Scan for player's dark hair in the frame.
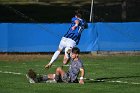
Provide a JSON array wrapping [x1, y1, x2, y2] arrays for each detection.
[[75, 9, 83, 18], [72, 47, 80, 54]]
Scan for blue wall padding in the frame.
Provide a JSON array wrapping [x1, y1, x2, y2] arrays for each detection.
[[0, 22, 140, 52]]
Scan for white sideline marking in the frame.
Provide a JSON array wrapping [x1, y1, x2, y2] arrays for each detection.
[[84, 78, 140, 85], [0, 70, 23, 75], [0, 70, 140, 85], [52, 65, 70, 67]]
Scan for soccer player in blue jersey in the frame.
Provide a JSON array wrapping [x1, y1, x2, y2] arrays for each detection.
[[26, 47, 85, 84], [45, 9, 88, 68]]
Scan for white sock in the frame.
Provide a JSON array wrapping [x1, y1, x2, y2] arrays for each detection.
[[50, 51, 60, 64]]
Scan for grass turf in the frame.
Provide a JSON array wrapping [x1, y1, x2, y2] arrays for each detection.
[[0, 54, 140, 93]]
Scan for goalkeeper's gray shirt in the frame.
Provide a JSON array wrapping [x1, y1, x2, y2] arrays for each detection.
[[67, 58, 83, 82]]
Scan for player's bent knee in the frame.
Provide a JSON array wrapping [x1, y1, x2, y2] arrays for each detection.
[[56, 67, 62, 72]]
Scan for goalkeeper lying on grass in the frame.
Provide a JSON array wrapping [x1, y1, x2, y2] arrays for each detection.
[[26, 47, 85, 84]]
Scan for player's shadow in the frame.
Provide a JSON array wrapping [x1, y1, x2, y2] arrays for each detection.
[[86, 75, 140, 83]]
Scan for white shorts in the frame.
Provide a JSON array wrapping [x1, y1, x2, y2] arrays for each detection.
[[59, 37, 76, 58]]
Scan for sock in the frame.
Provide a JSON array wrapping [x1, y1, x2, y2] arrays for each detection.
[[37, 75, 48, 82], [50, 50, 60, 64]]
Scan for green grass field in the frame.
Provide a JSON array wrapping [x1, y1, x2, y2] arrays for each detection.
[[0, 54, 140, 93]]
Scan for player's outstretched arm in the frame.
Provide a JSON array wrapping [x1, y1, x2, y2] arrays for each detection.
[[79, 68, 85, 84], [72, 20, 79, 30]]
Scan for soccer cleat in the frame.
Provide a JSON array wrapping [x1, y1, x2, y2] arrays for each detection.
[[26, 74, 36, 83], [26, 69, 37, 83], [45, 63, 52, 69]]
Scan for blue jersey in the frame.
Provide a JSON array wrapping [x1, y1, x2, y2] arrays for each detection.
[[64, 17, 87, 45]]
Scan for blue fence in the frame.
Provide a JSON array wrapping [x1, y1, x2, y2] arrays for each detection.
[[0, 22, 140, 52]]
